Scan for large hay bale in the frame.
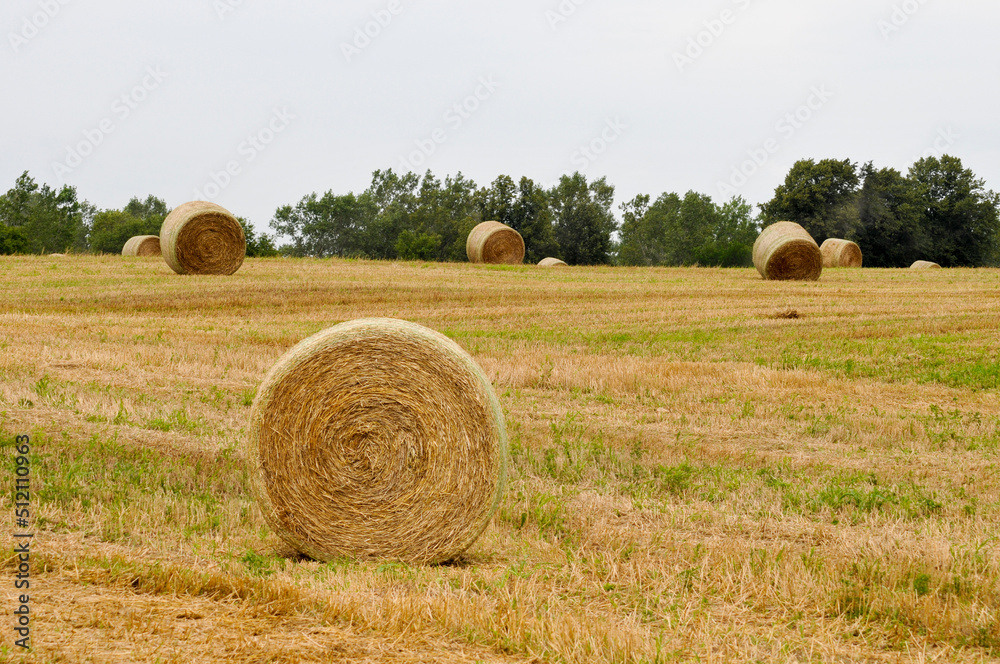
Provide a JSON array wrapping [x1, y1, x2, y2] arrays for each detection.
[[160, 201, 245, 275], [466, 221, 525, 265], [820, 238, 863, 268], [753, 221, 823, 281], [911, 260, 942, 269], [122, 235, 161, 257], [245, 318, 509, 564], [538, 257, 568, 267]]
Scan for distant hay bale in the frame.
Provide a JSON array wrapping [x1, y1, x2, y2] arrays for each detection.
[[538, 257, 568, 267], [820, 239, 863, 268], [753, 222, 823, 281], [48, 253, 66, 257], [466, 221, 525, 265], [911, 260, 942, 269], [245, 318, 509, 564], [122, 235, 161, 257], [160, 201, 245, 275]]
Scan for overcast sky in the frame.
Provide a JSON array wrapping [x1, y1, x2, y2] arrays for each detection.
[[2, 1, 998, 236]]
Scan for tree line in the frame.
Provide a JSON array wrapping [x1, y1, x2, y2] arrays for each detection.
[[2, 154, 997, 267]]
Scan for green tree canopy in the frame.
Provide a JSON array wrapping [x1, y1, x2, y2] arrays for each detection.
[[89, 210, 158, 254], [0, 171, 87, 253], [618, 193, 757, 267], [477, 175, 558, 263], [548, 173, 617, 265], [854, 163, 925, 268], [760, 158, 861, 244], [908, 155, 1000, 267]]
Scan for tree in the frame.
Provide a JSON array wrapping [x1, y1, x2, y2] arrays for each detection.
[[617, 193, 757, 267], [478, 175, 558, 263], [237, 218, 280, 257], [89, 210, 156, 254], [548, 173, 617, 265], [360, 169, 421, 259], [406, 171, 480, 262], [0, 171, 88, 254], [694, 196, 758, 267], [124, 195, 168, 222], [270, 191, 376, 258], [0, 224, 29, 254], [907, 155, 1000, 267], [854, 163, 925, 267], [760, 159, 861, 243], [617, 192, 679, 266]]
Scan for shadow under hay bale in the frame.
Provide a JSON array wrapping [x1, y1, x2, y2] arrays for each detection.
[[122, 235, 161, 257], [820, 238, 863, 268], [753, 221, 823, 281], [466, 221, 525, 265], [160, 201, 245, 275], [245, 318, 509, 565]]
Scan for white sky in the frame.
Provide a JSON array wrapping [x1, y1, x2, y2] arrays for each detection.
[[2, 1, 997, 237]]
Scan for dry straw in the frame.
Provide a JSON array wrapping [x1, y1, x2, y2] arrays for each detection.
[[122, 235, 161, 257], [466, 221, 525, 265], [820, 238, 863, 268], [245, 318, 509, 564], [753, 221, 823, 281], [538, 257, 568, 267], [911, 260, 942, 269], [160, 201, 245, 275]]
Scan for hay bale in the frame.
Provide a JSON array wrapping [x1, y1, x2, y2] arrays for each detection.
[[245, 318, 509, 564], [753, 221, 823, 281], [160, 201, 245, 275], [48, 253, 66, 257], [538, 257, 568, 267], [122, 235, 161, 257], [466, 221, 525, 265], [911, 260, 942, 269], [820, 238, 863, 268]]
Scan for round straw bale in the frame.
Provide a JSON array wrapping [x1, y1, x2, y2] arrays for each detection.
[[466, 221, 525, 265], [911, 260, 942, 269], [122, 235, 161, 257], [245, 318, 509, 564], [753, 221, 823, 281], [160, 201, 245, 275], [538, 257, 568, 267], [820, 238, 863, 268]]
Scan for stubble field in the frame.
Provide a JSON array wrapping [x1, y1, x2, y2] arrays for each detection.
[[1, 255, 999, 663]]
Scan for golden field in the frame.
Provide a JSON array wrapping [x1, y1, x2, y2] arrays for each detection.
[[1, 255, 999, 663]]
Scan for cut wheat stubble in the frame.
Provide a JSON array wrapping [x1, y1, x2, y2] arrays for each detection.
[[245, 318, 509, 565]]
